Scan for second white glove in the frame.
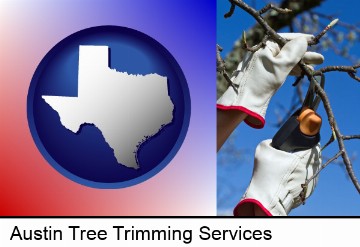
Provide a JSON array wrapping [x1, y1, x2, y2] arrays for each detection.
[[233, 139, 322, 216]]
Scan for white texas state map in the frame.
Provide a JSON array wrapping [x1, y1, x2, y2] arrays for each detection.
[[42, 45, 174, 169]]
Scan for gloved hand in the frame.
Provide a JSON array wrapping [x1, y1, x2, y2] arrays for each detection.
[[217, 33, 324, 129], [233, 139, 321, 216]]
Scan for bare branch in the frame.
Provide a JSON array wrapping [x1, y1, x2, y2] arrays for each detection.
[[258, 4, 292, 15], [217, 44, 238, 91], [323, 134, 360, 151], [313, 82, 360, 193], [229, 0, 288, 46], [308, 18, 339, 46], [348, 72, 360, 82], [343, 135, 360, 140], [292, 75, 304, 86], [311, 11, 360, 33], [314, 64, 360, 82], [242, 33, 269, 52], [224, 2, 236, 18], [321, 135, 335, 151], [317, 65, 357, 74], [218, 0, 325, 99], [216, 44, 226, 73], [300, 150, 343, 204], [229, 1, 337, 47], [305, 151, 343, 187]]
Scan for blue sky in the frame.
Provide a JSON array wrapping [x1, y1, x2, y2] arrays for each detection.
[[217, 0, 360, 216]]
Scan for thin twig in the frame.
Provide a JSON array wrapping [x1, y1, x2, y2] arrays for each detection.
[[343, 135, 360, 140], [216, 44, 226, 73], [300, 150, 343, 204], [307, 151, 343, 185], [348, 72, 360, 82], [314, 64, 360, 82], [229, 0, 288, 46], [311, 11, 360, 33], [308, 19, 339, 46], [216, 44, 238, 91], [242, 33, 269, 52], [321, 135, 335, 151], [317, 65, 357, 74], [224, 2, 236, 18], [258, 4, 292, 15], [292, 75, 304, 87]]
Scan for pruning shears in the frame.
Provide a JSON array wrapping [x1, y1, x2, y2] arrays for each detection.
[[272, 74, 325, 152], [302, 74, 325, 111]]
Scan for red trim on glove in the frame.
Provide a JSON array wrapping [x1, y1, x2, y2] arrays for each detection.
[[233, 198, 272, 216], [216, 104, 265, 129]]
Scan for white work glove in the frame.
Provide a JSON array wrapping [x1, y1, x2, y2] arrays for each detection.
[[217, 33, 324, 128], [233, 139, 321, 216]]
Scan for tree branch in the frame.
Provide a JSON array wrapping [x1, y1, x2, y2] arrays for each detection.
[[308, 18, 339, 45], [258, 3, 292, 15], [343, 135, 360, 140], [317, 65, 357, 74], [242, 33, 269, 52], [229, 0, 288, 46], [303, 150, 343, 189], [314, 64, 360, 82], [224, 2, 236, 18], [217, 0, 325, 99], [300, 150, 343, 204], [216, 44, 238, 92], [312, 83, 360, 193]]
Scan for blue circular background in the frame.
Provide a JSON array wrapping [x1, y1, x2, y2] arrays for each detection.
[[27, 26, 191, 188]]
